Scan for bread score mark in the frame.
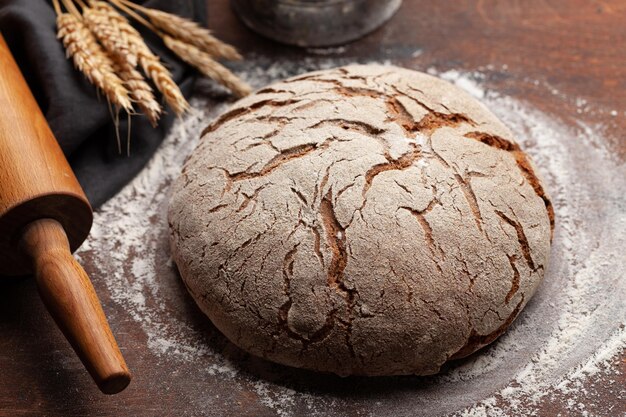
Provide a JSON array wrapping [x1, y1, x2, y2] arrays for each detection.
[[320, 190, 357, 358], [464, 131, 554, 239]]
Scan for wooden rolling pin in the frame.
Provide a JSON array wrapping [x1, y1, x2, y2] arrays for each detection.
[[0, 34, 131, 394]]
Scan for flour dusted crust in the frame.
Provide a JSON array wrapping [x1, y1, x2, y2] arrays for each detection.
[[168, 65, 553, 376]]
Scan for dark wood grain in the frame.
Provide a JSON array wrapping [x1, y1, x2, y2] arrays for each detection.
[[0, 1, 624, 416]]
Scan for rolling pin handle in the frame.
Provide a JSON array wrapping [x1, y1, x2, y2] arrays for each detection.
[[19, 218, 131, 394]]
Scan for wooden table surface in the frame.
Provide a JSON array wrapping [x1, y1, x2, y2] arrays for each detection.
[[1, 1, 624, 416]]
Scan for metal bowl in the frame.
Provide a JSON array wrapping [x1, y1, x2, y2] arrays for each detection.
[[231, 0, 402, 47]]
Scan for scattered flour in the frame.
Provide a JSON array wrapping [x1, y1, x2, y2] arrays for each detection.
[[77, 59, 625, 416], [306, 46, 348, 56]]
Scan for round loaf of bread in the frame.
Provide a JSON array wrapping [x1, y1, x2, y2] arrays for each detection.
[[168, 65, 553, 376]]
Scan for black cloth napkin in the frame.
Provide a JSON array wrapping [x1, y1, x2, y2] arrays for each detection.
[[0, 0, 206, 208]]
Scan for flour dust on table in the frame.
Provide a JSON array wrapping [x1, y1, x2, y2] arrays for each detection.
[[77, 60, 625, 417]]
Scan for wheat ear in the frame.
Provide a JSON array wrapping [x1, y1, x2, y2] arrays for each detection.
[[88, 1, 142, 46], [56, 12, 132, 111], [84, 1, 161, 124], [136, 43, 190, 115], [114, 61, 162, 126], [164, 36, 251, 98], [88, 0, 189, 116], [83, 4, 138, 67], [132, 6, 242, 61]]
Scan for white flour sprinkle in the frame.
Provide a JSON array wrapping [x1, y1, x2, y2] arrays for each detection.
[[77, 60, 625, 416]]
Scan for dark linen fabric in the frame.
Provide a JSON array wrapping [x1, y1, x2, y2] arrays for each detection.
[[0, 0, 206, 207]]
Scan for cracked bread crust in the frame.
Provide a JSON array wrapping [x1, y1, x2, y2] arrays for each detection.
[[168, 65, 553, 376]]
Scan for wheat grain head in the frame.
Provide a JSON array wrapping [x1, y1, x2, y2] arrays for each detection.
[[164, 36, 251, 98], [83, 5, 138, 67], [144, 8, 242, 61], [86, 1, 189, 116], [114, 60, 162, 126], [57, 12, 133, 111], [136, 45, 190, 116]]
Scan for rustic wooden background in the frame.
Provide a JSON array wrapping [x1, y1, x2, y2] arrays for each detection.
[[1, 0, 624, 416]]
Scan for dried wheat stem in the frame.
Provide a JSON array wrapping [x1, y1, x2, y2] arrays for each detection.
[[149, 9, 241, 61], [120, 0, 241, 61], [60, 0, 81, 17], [163, 36, 251, 98], [107, 0, 157, 33], [89, 1, 147, 36], [56, 12, 133, 111], [83, 4, 138, 67], [86, 1, 186, 116], [52, 0, 62, 15]]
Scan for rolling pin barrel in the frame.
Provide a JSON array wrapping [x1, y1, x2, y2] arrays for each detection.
[[0, 34, 130, 394]]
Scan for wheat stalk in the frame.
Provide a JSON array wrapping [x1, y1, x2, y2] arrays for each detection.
[[87, 0, 189, 116], [88, 1, 141, 52], [134, 38, 191, 116], [85, 1, 161, 124], [56, 12, 133, 111], [57, 0, 247, 124], [137, 45, 190, 116], [121, 3, 242, 61], [83, 5, 138, 67], [164, 36, 251, 98], [114, 60, 162, 126], [113, 0, 244, 62], [89, 0, 127, 22], [100, 0, 246, 105]]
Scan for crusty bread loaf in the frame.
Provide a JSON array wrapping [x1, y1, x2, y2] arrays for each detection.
[[168, 64, 553, 376]]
